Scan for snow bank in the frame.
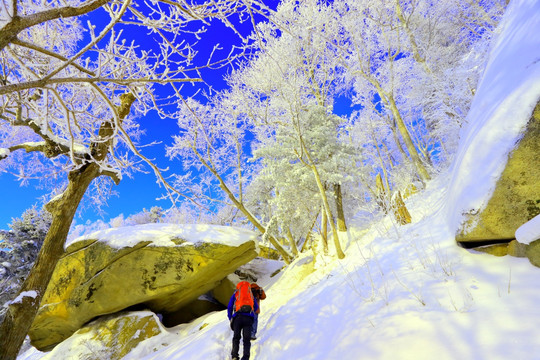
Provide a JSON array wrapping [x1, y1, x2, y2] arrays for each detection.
[[65, 223, 258, 250], [446, 0, 540, 232]]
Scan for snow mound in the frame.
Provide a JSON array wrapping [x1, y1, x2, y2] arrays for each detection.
[[65, 223, 259, 250]]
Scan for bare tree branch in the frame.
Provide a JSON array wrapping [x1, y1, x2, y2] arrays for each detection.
[[0, 0, 111, 51], [11, 39, 96, 76], [0, 76, 202, 95]]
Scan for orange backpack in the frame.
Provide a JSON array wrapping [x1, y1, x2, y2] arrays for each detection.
[[234, 281, 255, 314]]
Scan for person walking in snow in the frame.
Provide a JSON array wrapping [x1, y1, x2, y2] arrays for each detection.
[[250, 283, 266, 340], [228, 281, 259, 360]]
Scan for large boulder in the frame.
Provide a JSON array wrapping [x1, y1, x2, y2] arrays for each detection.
[[29, 223, 258, 350], [212, 276, 236, 306], [457, 102, 540, 243]]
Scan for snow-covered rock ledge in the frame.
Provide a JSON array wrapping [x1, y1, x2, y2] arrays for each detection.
[[29, 223, 259, 350], [447, 0, 540, 244], [64, 223, 259, 253]]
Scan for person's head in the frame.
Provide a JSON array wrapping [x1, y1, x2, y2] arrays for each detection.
[[251, 283, 262, 297]]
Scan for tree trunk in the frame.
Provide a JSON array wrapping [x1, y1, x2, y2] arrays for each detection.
[[375, 173, 389, 214], [0, 164, 100, 360], [300, 212, 319, 253], [333, 183, 347, 231], [194, 148, 293, 264], [312, 166, 345, 259], [286, 227, 299, 256], [388, 116, 409, 160], [217, 185, 293, 264], [0, 93, 136, 360], [321, 204, 328, 254], [367, 76, 431, 185], [373, 128, 391, 213], [387, 95, 431, 184]]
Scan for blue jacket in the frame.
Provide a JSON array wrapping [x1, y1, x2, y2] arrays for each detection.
[[227, 291, 258, 320]]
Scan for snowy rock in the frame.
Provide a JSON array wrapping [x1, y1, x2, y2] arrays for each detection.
[[211, 276, 236, 307], [473, 243, 508, 257], [29, 223, 258, 350], [526, 240, 540, 268], [456, 101, 540, 243], [507, 240, 528, 258], [38, 311, 164, 360]]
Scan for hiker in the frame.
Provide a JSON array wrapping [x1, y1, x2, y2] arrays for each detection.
[[228, 281, 259, 360], [250, 283, 266, 340]]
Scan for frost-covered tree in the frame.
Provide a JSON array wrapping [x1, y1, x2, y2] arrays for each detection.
[[230, 1, 354, 258], [392, 0, 505, 163], [0, 206, 51, 325], [0, 0, 271, 357], [252, 105, 359, 257], [335, 0, 504, 177], [333, 0, 433, 185], [8, 205, 52, 243], [124, 206, 164, 225], [166, 93, 293, 263]]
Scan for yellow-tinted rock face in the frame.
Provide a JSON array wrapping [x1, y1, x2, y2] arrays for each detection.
[[457, 101, 540, 243], [29, 231, 257, 350], [211, 276, 236, 306], [527, 240, 540, 268], [43, 311, 163, 360]]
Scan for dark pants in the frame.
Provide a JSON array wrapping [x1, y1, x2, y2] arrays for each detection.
[[231, 314, 254, 360]]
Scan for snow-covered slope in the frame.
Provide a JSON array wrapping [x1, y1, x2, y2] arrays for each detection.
[[22, 174, 540, 360], [18, 0, 540, 359], [124, 178, 540, 360]]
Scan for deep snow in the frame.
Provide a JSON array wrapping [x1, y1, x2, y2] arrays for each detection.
[[17, 0, 540, 359]]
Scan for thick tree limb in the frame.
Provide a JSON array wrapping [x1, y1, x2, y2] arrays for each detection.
[[0, 141, 46, 158], [99, 169, 121, 185]]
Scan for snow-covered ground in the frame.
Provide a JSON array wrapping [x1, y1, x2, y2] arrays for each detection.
[[18, 0, 540, 359], [19, 172, 540, 360]]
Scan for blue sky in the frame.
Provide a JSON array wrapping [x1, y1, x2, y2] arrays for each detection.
[[0, 2, 280, 230], [0, 0, 357, 231], [0, 112, 178, 229], [0, 97, 357, 230]]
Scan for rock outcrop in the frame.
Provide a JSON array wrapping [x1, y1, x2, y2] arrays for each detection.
[[211, 276, 236, 307], [29, 224, 258, 350], [526, 240, 540, 268], [39, 311, 163, 360], [457, 101, 540, 243]]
